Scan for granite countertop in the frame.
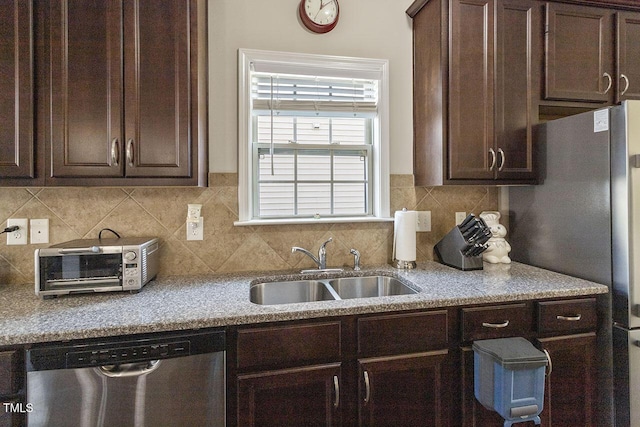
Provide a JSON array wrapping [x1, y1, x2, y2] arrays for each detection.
[[0, 261, 608, 346]]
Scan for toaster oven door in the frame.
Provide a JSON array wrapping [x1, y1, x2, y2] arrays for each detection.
[[37, 249, 123, 294]]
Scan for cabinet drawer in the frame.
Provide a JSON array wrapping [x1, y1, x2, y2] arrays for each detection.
[[237, 321, 341, 370], [537, 298, 597, 334], [462, 303, 533, 342], [358, 310, 447, 357], [0, 350, 19, 396]]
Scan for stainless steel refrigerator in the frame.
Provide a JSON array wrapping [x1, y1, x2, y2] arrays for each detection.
[[509, 100, 640, 427]]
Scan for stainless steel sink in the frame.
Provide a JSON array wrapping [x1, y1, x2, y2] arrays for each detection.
[[250, 275, 417, 305], [249, 280, 336, 305], [327, 276, 417, 299]]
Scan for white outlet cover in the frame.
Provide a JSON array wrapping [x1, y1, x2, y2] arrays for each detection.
[[30, 219, 49, 244], [7, 219, 28, 245], [186, 217, 204, 241], [455, 212, 467, 225]]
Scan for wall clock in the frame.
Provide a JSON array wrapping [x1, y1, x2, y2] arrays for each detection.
[[299, 0, 340, 34]]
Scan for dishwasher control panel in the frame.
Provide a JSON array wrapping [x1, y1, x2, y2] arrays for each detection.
[[26, 329, 226, 371], [67, 340, 190, 368]]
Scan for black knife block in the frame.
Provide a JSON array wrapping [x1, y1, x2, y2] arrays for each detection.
[[434, 226, 484, 271]]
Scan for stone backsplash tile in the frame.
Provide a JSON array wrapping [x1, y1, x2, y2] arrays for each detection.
[[0, 175, 499, 285]]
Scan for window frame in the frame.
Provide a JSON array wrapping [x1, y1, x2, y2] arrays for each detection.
[[236, 49, 391, 225]]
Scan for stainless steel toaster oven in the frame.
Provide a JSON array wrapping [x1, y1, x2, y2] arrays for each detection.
[[35, 237, 160, 298]]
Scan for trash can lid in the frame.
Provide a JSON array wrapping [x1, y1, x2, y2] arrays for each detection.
[[472, 337, 548, 368]]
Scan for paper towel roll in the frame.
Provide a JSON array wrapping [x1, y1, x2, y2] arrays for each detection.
[[393, 210, 417, 262]]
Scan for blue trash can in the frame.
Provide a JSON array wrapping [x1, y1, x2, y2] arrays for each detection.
[[473, 337, 548, 427]]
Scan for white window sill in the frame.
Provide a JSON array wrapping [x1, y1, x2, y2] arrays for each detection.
[[234, 217, 394, 226]]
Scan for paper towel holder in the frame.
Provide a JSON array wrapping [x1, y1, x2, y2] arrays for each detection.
[[393, 208, 417, 269], [394, 259, 417, 269]]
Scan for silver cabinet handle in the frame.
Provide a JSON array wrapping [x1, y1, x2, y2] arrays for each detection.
[[333, 375, 340, 408], [111, 138, 120, 166], [482, 320, 510, 328], [543, 349, 552, 377], [497, 148, 505, 171], [488, 148, 497, 171], [126, 138, 134, 167], [603, 72, 613, 94], [621, 74, 630, 96], [363, 370, 371, 404], [556, 314, 582, 321]]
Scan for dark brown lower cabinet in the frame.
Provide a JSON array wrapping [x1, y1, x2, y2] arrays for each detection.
[[233, 311, 451, 427], [237, 364, 341, 427], [536, 333, 597, 427], [230, 297, 600, 426], [457, 299, 598, 427], [0, 349, 25, 427], [358, 351, 449, 427]]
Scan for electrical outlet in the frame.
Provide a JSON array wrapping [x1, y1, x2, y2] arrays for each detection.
[[455, 212, 467, 225], [6, 219, 28, 245], [416, 211, 431, 232], [186, 217, 204, 241], [30, 219, 49, 244]]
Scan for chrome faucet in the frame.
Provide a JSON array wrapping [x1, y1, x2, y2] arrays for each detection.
[[292, 237, 333, 270], [350, 248, 361, 271]]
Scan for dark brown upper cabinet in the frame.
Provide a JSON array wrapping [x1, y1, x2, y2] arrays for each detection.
[[409, 0, 540, 185], [544, 3, 614, 103], [545, 2, 640, 105], [617, 11, 640, 102], [0, 0, 34, 182], [40, 0, 207, 186]]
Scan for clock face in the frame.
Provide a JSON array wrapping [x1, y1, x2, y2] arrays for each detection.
[[300, 0, 339, 33]]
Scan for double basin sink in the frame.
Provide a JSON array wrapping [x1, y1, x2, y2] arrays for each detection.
[[250, 275, 417, 305]]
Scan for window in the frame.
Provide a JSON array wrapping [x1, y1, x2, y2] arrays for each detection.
[[237, 49, 390, 224]]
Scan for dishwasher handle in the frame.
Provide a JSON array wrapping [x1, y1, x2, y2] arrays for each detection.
[[97, 360, 161, 378]]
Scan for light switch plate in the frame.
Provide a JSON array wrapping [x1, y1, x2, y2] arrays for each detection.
[[416, 211, 431, 232], [7, 219, 28, 245], [30, 219, 49, 244], [455, 212, 467, 225]]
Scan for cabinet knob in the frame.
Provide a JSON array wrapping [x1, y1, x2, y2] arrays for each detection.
[[603, 72, 613, 94], [621, 74, 630, 96]]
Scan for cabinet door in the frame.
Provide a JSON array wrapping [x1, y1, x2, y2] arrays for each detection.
[[449, 0, 495, 180], [0, 0, 34, 179], [544, 3, 613, 103], [358, 351, 449, 427], [237, 364, 341, 427], [536, 333, 597, 427], [616, 12, 640, 102], [48, 0, 124, 178], [494, 0, 539, 181], [123, 0, 192, 178]]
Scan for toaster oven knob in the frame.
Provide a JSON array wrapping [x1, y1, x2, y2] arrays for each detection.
[[124, 251, 137, 262]]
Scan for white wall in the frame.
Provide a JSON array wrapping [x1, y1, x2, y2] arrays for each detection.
[[208, 0, 414, 174]]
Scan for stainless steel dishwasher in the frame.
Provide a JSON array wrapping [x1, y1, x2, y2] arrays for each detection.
[[26, 329, 225, 427]]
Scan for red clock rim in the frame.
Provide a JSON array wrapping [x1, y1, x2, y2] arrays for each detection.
[[298, 0, 339, 34]]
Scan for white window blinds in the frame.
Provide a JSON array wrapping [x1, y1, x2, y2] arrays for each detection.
[[251, 73, 378, 116]]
